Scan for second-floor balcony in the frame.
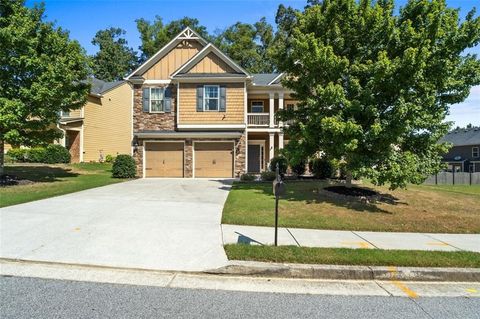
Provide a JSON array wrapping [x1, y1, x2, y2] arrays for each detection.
[[247, 113, 270, 126]]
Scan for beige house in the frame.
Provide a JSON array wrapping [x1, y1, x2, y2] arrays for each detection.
[[127, 27, 295, 178], [58, 78, 132, 162]]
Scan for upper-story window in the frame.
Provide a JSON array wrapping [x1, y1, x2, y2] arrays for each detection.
[[204, 85, 219, 111], [150, 88, 165, 112], [59, 110, 70, 117], [473, 146, 479, 158], [251, 101, 264, 113]]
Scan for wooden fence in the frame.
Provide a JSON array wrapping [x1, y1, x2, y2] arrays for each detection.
[[424, 172, 480, 185]]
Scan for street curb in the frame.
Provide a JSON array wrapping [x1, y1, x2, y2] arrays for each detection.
[[207, 260, 480, 282]]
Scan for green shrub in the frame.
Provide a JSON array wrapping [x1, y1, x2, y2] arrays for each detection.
[[269, 156, 288, 174], [27, 147, 47, 163], [112, 154, 136, 178], [43, 144, 71, 164], [6, 148, 28, 162], [338, 162, 348, 180], [105, 154, 116, 163], [240, 173, 256, 181], [309, 158, 335, 179], [291, 159, 307, 176], [261, 171, 276, 181]]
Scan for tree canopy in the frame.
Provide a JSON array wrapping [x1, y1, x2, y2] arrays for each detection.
[[276, 0, 480, 189], [0, 0, 90, 169], [91, 27, 138, 81]]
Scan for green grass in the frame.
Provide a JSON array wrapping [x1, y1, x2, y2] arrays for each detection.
[[222, 181, 480, 233], [225, 244, 480, 268], [0, 163, 127, 207]]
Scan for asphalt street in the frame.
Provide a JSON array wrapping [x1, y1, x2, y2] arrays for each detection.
[[1, 276, 479, 319]]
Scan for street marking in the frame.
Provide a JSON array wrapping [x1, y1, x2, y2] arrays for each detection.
[[426, 242, 449, 246], [340, 241, 372, 248], [466, 288, 478, 294], [387, 266, 419, 299]]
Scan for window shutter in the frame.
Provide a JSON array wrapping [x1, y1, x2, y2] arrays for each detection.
[[196, 85, 203, 112], [219, 85, 226, 112], [142, 88, 150, 112], [164, 87, 172, 113]]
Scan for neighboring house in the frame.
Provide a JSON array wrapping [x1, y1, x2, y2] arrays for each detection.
[[439, 127, 480, 172], [58, 78, 132, 162], [126, 27, 296, 178]]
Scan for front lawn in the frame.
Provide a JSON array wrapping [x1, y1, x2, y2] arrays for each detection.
[[222, 181, 480, 233], [225, 244, 480, 268], [0, 163, 126, 207]]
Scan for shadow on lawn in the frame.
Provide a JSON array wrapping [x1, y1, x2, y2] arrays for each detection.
[[234, 181, 406, 214], [5, 165, 79, 183]]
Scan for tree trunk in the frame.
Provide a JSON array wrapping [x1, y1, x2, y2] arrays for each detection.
[[0, 138, 4, 175], [345, 171, 353, 188]]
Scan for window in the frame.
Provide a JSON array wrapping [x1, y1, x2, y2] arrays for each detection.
[[473, 147, 479, 158], [204, 85, 219, 111], [251, 101, 264, 113], [60, 111, 70, 117], [150, 88, 164, 112], [286, 103, 295, 111]]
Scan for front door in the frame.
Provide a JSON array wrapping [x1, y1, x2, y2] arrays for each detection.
[[248, 144, 261, 173]]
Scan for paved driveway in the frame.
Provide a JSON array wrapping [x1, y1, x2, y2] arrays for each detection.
[[0, 179, 233, 271]]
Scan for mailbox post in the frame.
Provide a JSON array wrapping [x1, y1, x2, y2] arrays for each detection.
[[272, 163, 286, 246]]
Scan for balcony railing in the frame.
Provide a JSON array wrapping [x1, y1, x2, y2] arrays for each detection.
[[247, 113, 270, 126]]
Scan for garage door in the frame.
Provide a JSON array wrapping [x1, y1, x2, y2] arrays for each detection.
[[145, 142, 184, 177], [194, 142, 234, 178]]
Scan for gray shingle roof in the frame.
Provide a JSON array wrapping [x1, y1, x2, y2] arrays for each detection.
[[440, 127, 480, 146], [174, 73, 247, 78], [251, 73, 281, 86], [86, 77, 125, 95]]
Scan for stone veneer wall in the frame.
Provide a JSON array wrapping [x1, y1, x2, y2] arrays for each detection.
[[133, 84, 176, 131]]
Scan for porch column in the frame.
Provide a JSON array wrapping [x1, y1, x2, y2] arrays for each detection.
[[269, 92, 275, 128], [278, 93, 284, 127], [269, 132, 275, 161], [278, 132, 284, 150]]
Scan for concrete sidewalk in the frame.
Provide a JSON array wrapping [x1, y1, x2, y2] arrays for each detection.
[[222, 224, 480, 252]]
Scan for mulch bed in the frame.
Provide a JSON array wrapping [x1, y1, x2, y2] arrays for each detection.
[[0, 174, 34, 187]]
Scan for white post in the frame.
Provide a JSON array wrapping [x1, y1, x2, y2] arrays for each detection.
[[269, 92, 275, 128], [269, 132, 275, 162], [278, 132, 284, 150], [278, 93, 284, 127]]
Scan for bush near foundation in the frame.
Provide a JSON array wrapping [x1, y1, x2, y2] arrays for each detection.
[[112, 154, 136, 178]]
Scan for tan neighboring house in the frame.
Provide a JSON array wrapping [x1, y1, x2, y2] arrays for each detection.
[[58, 78, 132, 162], [126, 27, 296, 178]]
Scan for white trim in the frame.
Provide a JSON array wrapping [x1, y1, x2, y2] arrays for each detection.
[[472, 146, 479, 158], [149, 87, 166, 113], [143, 140, 186, 178], [203, 85, 220, 111], [248, 128, 282, 133], [130, 83, 134, 156], [126, 27, 207, 79], [250, 100, 265, 113], [268, 73, 284, 85], [134, 131, 243, 139], [269, 93, 275, 128], [268, 132, 275, 162], [174, 77, 248, 82], [243, 82, 247, 125], [192, 140, 236, 178], [176, 82, 180, 127], [144, 80, 171, 85], [171, 43, 250, 77], [177, 124, 246, 130]]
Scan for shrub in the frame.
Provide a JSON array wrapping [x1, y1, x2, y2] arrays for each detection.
[[261, 171, 276, 181], [6, 148, 28, 162], [291, 159, 307, 176], [105, 154, 116, 163], [43, 144, 71, 164], [112, 154, 136, 178], [269, 156, 288, 175], [240, 173, 256, 181], [26, 147, 47, 163], [338, 162, 348, 180], [309, 158, 335, 179]]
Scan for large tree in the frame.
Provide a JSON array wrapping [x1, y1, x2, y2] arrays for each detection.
[[276, 0, 480, 189], [91, 27, 138, 81], [0, 0, 90, 172], [136, 16, 209, 61]]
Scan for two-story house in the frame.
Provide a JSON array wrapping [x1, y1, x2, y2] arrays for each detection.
[[440, 127, 480, 173], [126, 27, 295, 178]]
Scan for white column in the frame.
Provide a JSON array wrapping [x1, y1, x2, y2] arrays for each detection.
[[269, 92, 275, 128], [278, 93, 284, 127], [278, 132, 284, 150], [269, 132, 275, 161]]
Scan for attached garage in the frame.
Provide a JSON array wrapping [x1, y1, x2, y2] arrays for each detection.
[[194, 142, 234, 178], [144, 142, 184, 177]]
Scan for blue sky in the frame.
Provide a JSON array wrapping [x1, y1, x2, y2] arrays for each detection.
[[26, 0, 480, 127]]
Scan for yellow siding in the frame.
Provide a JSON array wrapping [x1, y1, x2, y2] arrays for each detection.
[[82, 83, 132, 161], [143, 40, 203, 80], [67, 108, 83, 118], [179, 83, 245, 124], [187, 52, 235, 73]]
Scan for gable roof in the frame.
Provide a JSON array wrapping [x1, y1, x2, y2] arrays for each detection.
[[171, 43, 249, 78], [88, 77, 125, 96], [125, 27, 208, 80], [440, 127, 480, 146], [251, 73, 281, 86]]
